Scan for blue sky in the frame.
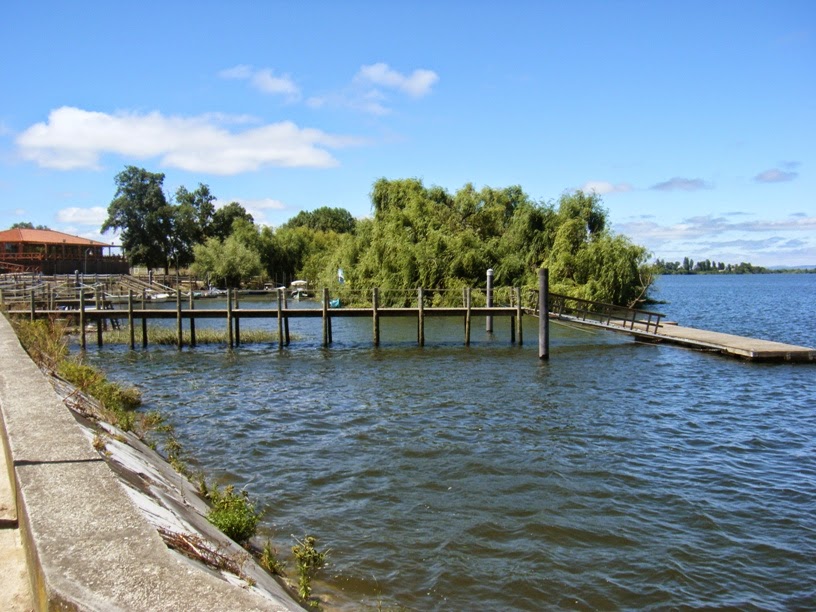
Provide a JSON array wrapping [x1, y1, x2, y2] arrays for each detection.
[[1, 1, 814, 266]]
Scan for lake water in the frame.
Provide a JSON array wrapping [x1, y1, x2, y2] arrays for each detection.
[[83, 274, 816, 610]]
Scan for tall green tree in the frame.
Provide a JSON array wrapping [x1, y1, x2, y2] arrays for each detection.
[[102, 166, 173, 272], [321, 180, 653, 306], [172, 183, 217, 267], [191, 235, 262, 288], [210, 202, 254, 241], [284, 206, 356, 234]]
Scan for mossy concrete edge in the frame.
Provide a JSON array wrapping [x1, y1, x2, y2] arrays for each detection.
[[0, 313, 302, 611]]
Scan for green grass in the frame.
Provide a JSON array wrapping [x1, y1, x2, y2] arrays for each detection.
[[102, 327, 288, 345]]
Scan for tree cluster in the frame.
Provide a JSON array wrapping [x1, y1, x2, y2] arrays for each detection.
[[312, 179, 652, 306], [10, 222, 51, 230], [655, 258, 770, 274], [101, 166, 253, 273], [102, 168, 654, 305]]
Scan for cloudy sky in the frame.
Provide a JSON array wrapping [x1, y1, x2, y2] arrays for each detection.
[[1, 1, 814, 266]]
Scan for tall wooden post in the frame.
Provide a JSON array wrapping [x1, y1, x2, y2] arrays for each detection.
[[128, 290, 135, 350], [141, 288, 148, 348], [418, 288, 425, 347], [465, 287, 472, 346], [515, 287, 523, 345], [373, 287, 380, 346], [95, 287, 103, 347], [538, 268, 549, 360], [176, 291, 183, 349], [322, 288, 330, 347], [30, 290, 35, 322], [79, 288, 86, 351], [227, 289, 234, 349], [485, 269, 494, 333], [277, 289, 284, 349]]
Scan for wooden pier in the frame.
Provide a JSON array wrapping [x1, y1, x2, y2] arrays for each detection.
[[4, 274, 814, 362], [541, 293, 815, 362], [8, 286, 528, 352]]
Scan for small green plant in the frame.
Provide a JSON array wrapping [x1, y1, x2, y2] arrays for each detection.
[[92, 433, 107, 451], [206, 484, 260, 545], [13, 318, 69, 369], [259, 539, 286, 576], [57, 359, 141, 414], [292, 534, 327, 603]]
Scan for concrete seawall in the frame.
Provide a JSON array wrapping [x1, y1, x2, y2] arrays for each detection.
[[0, 314, 303, 611]]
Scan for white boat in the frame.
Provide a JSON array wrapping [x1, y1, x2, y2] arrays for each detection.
[[289, 280, 311, 300], [146, 292, 172, 302]]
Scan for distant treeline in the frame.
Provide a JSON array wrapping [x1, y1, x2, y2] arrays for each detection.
[[654, 258, 815, 275]]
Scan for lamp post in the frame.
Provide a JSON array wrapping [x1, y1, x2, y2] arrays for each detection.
[[84, 248, 93, 275]]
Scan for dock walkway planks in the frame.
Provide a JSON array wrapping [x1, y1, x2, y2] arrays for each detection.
[[553, 314, 816, 362]]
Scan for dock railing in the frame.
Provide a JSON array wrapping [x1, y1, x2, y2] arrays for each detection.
[[545, 292, 664, 333]]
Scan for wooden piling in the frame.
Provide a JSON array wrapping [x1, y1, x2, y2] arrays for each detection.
[[515, 287, 523, 345], [510, 289, 515, 345], [227, 289, 234, 349], [95, 288, 102, 347], [141, 289, 148, 348], [486, 269, 494, 333], [171, 291, 179, 349], [277, 288, 284, 349], [322, 288, 329, 347], [79, 289, 86, 351], [418, 288, 425, 347], [128, 290, 135, 350], [538, 269, 549, 359], [465, 287, 472, 346], [373, 287, 380, 346]]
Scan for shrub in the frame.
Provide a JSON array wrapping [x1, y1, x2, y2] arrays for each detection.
[[206, 485, 260, 545], [292, 535, 327, 602]]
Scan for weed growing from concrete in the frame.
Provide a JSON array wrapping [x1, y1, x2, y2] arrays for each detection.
[[206, 484, 261, 545], [259, 539, 286, 576], [292, 535, 327, 603]]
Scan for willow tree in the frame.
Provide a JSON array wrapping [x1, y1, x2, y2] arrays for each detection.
[[191, 235, 261, 288], [544, 191, 652, 306]]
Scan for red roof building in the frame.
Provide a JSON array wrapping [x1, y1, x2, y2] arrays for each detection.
[[0, 228, 128, 274]]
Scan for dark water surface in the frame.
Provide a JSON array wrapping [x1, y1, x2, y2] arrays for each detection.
[[84, 275, 816, 610]]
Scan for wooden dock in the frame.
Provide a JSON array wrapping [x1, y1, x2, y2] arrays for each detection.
[[5, 280, 814, 362], [549, 314, 816, 362], [534, 290, 815, 362]]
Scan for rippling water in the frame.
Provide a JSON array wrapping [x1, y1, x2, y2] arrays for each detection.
[[84, 274, 816, 610]]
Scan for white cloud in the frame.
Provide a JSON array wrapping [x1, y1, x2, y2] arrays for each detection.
[[754, 168, 798, 183], [650, 177, 712, 191], [615, 214, 816, 266], [56, 206, 107, 226], [579, 180, 633, 195], [355, 63, 439, 97], [218, 65, 253, 80], [16, 107, 361, 174], [219, 65, 300, 101]]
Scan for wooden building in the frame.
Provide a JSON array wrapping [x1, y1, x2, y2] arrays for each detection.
[[0, 228, 128, 274]]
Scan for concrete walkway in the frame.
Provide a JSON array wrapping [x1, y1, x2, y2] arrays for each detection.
[[0, 313, 304, 611], [0, 421, 33, 611]]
